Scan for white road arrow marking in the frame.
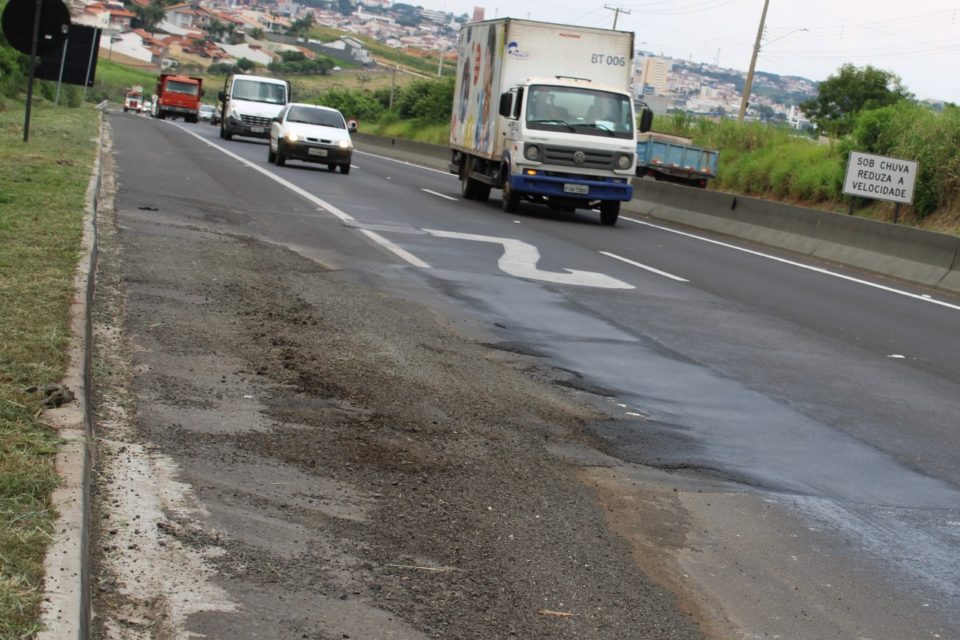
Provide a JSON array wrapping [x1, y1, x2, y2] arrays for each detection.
[[424, 229, 634, 289]]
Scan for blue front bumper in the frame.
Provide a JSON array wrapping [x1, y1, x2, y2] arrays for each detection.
[[511, 172, 633, 202]]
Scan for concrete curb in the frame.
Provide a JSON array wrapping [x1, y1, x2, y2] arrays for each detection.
[[37, 113, 102, 640], [353, 133, 960, 295]]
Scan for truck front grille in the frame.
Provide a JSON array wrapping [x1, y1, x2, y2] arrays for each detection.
[[241, 114, 273, 128], [542, 146, 615, 170]]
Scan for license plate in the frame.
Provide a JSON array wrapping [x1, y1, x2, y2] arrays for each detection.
[[250, 126, 265, 133], [308, 148, 328, 157], [563, 183, 589, 194]]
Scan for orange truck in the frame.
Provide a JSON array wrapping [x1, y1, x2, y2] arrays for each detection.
[[155, 73, 204, 123]]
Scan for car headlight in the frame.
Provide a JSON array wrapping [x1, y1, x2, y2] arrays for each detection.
[[338, 140, 353, 149], [616, 153, 633, 170], [524, 144, 542, 162], [284, 132, 299, 142]]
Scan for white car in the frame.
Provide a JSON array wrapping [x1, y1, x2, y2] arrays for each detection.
[[268, 103, 353, 173], [198, 104, 216, 122]]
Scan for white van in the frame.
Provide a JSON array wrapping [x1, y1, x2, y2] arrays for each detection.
[[218, 74, 291, 140]]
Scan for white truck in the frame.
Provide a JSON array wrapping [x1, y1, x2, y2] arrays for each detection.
[[450, 18, 645, 225]]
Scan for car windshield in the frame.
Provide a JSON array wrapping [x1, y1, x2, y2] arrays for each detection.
[[200, 105, 214, 112], [286, 106, 344, 128], [232, 79, 287, 104], [525, 86, 634, 139]]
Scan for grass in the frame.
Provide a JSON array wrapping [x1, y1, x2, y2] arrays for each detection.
[[0, 98, 100, 639]]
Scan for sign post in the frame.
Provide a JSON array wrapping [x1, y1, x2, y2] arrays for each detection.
[[842, 151, 918, 223]]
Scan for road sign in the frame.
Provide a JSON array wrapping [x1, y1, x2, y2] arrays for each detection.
[[35, 24, 101, 87], [1, 0, 70, 55], [843, 151, 918, 205]]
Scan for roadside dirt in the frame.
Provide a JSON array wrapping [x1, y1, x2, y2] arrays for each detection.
[[88, 126, 709, 639]]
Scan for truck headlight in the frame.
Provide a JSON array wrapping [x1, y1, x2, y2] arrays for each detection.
[[524, 144, 542, 162], [616, 153, 633, 170]]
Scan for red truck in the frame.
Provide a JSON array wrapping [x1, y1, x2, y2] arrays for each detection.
[[155, 74, 204, 123]]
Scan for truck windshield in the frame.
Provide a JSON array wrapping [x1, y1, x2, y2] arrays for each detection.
[[526, 85, 634, 139], [232, 79, 287, 105], [166, 80, 198, 95]]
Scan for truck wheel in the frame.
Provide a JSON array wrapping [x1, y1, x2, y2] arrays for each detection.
[[220, 123, 232, 141], [501, 180, 520, 213], [600, 201, 620, 226], [460, 175, 478, 200], [474, 183, 491, 202]]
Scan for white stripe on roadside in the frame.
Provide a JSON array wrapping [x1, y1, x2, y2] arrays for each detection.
[[622, 216, 960, 311]]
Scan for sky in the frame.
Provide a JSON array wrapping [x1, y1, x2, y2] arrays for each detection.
[[423, 0, 960, 103]]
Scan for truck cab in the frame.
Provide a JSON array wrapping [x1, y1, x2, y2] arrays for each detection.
[[498, 79, 637, 222]]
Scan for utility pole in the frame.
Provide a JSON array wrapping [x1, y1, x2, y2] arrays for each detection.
[[604, 4, 631, 30], [738, 0, 770, 123]]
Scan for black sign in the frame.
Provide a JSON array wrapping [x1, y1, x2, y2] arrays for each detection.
[[35, 24, 101, 87], [1, 0, 70, 56]]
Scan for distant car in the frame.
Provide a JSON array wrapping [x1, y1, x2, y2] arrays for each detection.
[[211, 105, 221, 125], [268, 103, 353, 173], [141, 100, 152, 115], [198, 104, 216, 122]]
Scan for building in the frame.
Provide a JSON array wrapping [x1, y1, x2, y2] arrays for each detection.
[[638, 56, 670, 95]]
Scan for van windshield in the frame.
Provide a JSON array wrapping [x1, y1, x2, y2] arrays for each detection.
[[232, 79, 287, 104]]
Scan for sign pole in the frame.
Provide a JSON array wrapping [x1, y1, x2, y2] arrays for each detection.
[[23, 0, 43, 142], [54, 35, 68, 105], [893, 203, 900, 225], [82, 27, 98, 101]]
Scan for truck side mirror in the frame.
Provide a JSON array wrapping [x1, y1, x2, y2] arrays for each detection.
[[218, 91, 227, 102], [498, 92, 513, 118], [638, 107, 653, 133]]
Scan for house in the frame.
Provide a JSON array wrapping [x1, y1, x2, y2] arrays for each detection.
[[316, 35, 371, 65]]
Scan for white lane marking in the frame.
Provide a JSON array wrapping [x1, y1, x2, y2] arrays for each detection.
[[175, 125, 428, 267], [424, 229, 634, 289], [355, 150, 452, 176], [622, 216, 960, 312], [422, 188, 457, 201], [360, 230, 430, 268], [174, 124, 355, 223], [600, 251, 688, 282]]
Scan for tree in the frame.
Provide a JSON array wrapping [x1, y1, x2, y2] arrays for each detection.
[[237, 57, 255, 71], [286, 13, 314, 38], [134, 1, 167, 34], [206, 19, 229, 42], [800, 64, 912, 136]]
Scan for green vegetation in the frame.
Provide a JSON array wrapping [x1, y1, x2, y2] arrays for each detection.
[[800, 64, 912, 137], [0, 101, 100, 639], [89, 59, 159, 103]]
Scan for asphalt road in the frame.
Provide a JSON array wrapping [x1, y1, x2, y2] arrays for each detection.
[[105, 112, 960, 638]]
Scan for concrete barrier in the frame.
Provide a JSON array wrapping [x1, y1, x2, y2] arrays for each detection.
[[352, 134, 960, 296]]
